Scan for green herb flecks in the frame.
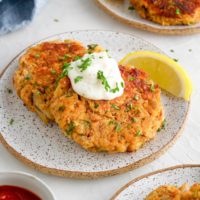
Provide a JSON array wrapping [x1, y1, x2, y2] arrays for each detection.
[[170, 49, 174, 53], [131, 117, 137, 123], [150, 84, 155, 92], [58, 105, 65, 112], [110, 83, 120, 93], [74, 55, 81, 61], [74, 76, 83, 83], [87, 44, 98, 53], [173, 58, 178, 62], [157, 119, 166, 132], [128, 6, 135, 10], [125, 103, 133, 112], [129, 76, 135, 81], [56, 62, 72, 84], [135, 130, 142, 136], [78, 57, 92, 72], [59, 54, 70, 61], [134, 95, 139, 100], [94, 103, 99, 109], [176, 8, 180, 15], [109, 120, 121, 132], [9, 118, 14, 125], [34, 53, 40, 58], [25, 74, 31, 80], [50, 69, 57, 75], [7, 88, 13, 94], [121, 82, 124, 88], [111, 104, 120, 110], [65, 121, 75, 136], [97, 70, 111, 91]]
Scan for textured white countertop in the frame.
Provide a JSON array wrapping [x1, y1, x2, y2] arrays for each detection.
[[0, 1, 200, 200]]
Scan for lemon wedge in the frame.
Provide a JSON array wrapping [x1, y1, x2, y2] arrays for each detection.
[[119, 51, 192, 101]]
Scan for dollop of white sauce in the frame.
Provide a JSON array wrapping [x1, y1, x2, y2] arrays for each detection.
[[68, 52, 124, 100]]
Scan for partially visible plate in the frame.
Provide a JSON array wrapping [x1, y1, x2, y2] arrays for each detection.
[[111, 165, 200, 200], [96, 0, 200, 35], [0, 30, 189, 179]]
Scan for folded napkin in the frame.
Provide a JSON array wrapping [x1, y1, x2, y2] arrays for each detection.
[[0, 0, 47, 36]]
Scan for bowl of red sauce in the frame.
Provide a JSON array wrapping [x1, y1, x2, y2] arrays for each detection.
[[0, 171, 55, 200]]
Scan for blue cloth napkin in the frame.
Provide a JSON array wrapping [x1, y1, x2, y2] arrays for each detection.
[[0, 0, 47, 35]]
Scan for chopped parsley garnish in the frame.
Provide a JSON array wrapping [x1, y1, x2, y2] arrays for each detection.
[[131, 117, 137, 123], [110, 83, 120, 93], [121, 82, 124, 88], [128, 6, 135, 10], [7, 88, 12, 94], [74, 55, 81, 61], [58, 105, 65, 112], [109, 120, 121, 132], [135, 130, 142, 136], [50, 69, 57, 74], [25, 74, 31, 80], [111, 104, 120, 110], [78, 58, 92, 72], [134, 95, 139, 100], [157, 119, 166, 132], [94, 103, 99, 109], [87, 44, 98, 53], [150, 84, 155, 92], [34, 53, 40, 58], [56, 62, 72, 84], [176, 8, 180, 15], [74, 76, 83, 83], [65, 121, 75, 136], [59, 54, 70, 61], [173, 58, 178, 62], [125, 103, 133, 112], [9, 118, 14, 125], [129, 76, 135, 81], [35, 90, 41, 96], [97, 70, 111, 91]]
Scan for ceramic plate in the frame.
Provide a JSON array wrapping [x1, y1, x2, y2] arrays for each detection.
[[96, 0, 200, 35], [112, 165, 200, 200], [0, 30, 189, 179]]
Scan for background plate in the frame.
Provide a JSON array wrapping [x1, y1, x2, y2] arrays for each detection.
[[112, 165, 200, 200], [0, 30, 189, 179], [96, 0, 200, 35]]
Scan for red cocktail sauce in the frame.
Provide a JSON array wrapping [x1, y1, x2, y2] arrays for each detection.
[[0, 185, 41, 200]]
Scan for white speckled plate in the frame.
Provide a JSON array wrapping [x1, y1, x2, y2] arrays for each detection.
[[0, 30, 189, 179], [112, 165, 200, 200], [96, 0, 200, 35]]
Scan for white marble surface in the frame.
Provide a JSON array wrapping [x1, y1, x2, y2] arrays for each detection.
[[0, 1, 200, 200]]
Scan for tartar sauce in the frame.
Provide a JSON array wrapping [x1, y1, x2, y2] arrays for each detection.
[[67, 51, 124, 100]]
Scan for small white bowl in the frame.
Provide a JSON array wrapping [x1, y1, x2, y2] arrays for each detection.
[[0, 171, 55, 200]]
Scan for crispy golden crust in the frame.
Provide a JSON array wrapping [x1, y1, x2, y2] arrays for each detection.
[[13, 41, 164, 153], [131, 0, 200, 25], [50, 66, 164, 153], [13, 41, 86, 123], [146, 183, 200, 200]]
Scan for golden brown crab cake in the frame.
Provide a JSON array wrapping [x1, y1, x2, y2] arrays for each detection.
[[50, 66, 164, 153], [13, 40, 86, 123], [130, 0, 200, 25], [181, 183, 200, 199], [145, 185, 181, 200]]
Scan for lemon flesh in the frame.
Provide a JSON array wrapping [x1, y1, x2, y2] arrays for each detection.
[[119, 51, 192, 101]]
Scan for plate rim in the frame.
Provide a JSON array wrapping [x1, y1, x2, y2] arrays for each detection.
[[0, 30, 190, 179], [95, 0, 200, 35], [111, 164, 200, 200]]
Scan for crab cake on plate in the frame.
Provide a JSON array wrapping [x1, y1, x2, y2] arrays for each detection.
[[130, 0, 200, 25], [50, 65, 164, 153], [13, 40, 86, 123]]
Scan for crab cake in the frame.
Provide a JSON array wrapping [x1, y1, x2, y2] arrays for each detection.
[[130, 0, 200, 25], [50, 66, 164, 153], [13, 40, 86, 123], [145, 185, 181, 200]]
